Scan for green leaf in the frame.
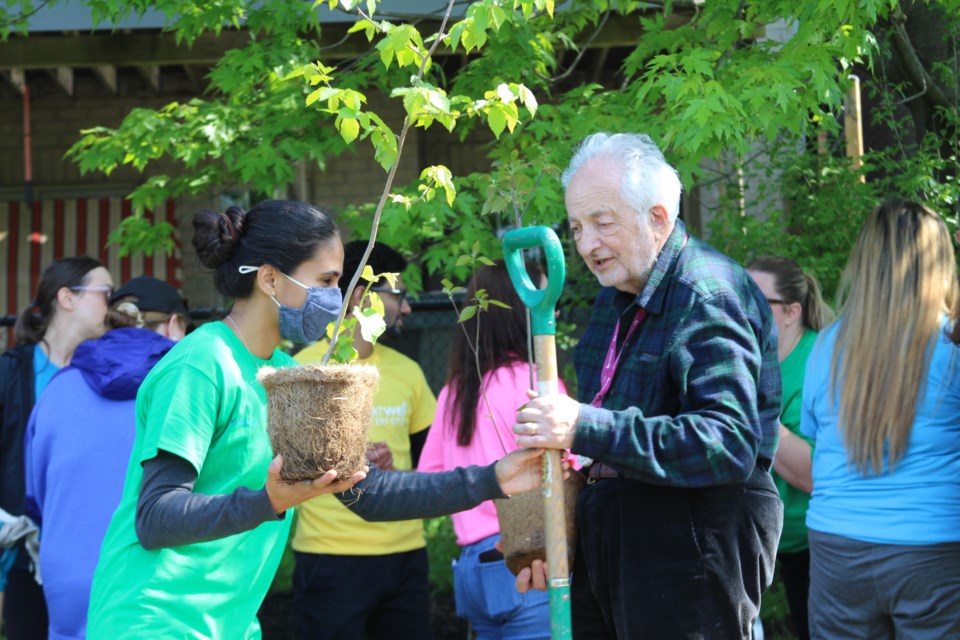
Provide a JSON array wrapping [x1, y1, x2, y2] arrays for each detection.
[[360, 265, 377, 282], [518, 85, 538, 117], [338, 117, 360, 143], [347, 19, 378, 42], [487, 106, 507, 138], [377, 24, 422, 70], [334, 340, 359, 363], [459, 305, 478, 323], [354, 306, 386, 343], [496, 83, 517, 103]]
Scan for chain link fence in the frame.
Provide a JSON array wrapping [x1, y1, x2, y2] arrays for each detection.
[[2, 293, 585, 397]]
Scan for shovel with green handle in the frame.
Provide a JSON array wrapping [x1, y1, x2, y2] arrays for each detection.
[[502, 225, 571, 640]]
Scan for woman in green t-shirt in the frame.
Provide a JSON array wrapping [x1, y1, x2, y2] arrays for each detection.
[[747, 256, 834, 640], [86, 200, 549, 639]]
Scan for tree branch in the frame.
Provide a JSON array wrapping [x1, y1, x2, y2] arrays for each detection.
[[550, 8, 611, 84], [0, 0, 51, 36], [322, 0, 458, 364], [889, 8, 955, 110]]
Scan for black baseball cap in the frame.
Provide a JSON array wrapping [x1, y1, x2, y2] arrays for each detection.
[[109, 276, 187, 314]]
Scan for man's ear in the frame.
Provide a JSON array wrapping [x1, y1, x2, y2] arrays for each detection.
[[256, 264, 280, 298], [350, 284, 367, 310], [648, 204, 671, 231]]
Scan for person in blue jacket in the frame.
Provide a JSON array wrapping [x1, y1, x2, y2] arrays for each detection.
[[0, 256, 112, 640], [23, 277, 187, 640]]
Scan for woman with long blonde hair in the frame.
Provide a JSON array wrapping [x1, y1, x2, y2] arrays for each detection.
[[801, 199, 960, 638]]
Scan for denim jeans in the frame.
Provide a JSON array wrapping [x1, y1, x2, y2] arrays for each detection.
[[808, 530, 960, 640], [453, 534, 551, 640], [571, 466, 783, 639]]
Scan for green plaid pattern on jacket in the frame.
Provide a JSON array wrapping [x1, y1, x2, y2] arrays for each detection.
[[572, 219, 781, 487]]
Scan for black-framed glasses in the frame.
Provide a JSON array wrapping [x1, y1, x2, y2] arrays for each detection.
[[70, 285, 114, 300], [766, 298, 787, 306], [370, 287, 409, 305]]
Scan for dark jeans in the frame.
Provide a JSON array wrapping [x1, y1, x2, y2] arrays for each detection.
[[2, 567, 48, 640], [571, 467, 783, 640], [778, 549, 810, 640], [293, 547, 432, 640]]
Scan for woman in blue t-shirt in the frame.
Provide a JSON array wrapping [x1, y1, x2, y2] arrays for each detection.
[[801, 198, 960, 638]]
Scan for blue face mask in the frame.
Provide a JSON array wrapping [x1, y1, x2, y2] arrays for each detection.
[[275, 273, 342, 343], [239, 266, 342, 343]]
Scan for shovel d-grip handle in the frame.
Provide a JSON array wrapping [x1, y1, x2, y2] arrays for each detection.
[[502, 226, 565, 337], [502, 226, 572, 640]]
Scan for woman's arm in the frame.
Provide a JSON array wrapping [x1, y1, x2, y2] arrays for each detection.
[[341, 447, 548, 521], [135, 450, 366, 549], [772, 425, 813, 493], [135, 451, 280, 549]]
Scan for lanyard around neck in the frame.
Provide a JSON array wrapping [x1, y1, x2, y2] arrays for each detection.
[[590, 234, 688, 408], [590, 308, 646, 407]]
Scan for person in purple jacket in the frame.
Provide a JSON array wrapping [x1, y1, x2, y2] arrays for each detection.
[[23, 277, 187, 640]]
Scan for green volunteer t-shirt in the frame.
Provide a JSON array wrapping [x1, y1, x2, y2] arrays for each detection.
[[87, 321, 296, 639], [774, 328, 817, 553]]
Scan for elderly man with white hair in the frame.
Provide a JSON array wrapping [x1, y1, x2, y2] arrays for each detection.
[[513, 132, 783, 639]]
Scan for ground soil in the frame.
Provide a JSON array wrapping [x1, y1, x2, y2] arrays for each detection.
[[258, 592, 470, 640]]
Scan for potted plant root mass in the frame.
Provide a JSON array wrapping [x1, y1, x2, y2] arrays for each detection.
[[258, 363, 380, 482], [494, 469, 585, 575]]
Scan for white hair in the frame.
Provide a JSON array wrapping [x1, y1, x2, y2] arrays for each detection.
[[561, 133, 683, 222]]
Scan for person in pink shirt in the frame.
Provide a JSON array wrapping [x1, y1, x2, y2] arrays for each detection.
[[419, 261, 563, 639]]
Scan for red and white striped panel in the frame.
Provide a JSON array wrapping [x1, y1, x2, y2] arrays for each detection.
[[0, 198, 182, 347]]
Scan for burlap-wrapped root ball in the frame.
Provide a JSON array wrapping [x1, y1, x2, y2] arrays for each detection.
[[494, 471, 586, 576], [258, 363, 380, 482]]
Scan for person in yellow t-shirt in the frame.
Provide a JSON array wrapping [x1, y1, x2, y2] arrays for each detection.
[[293, 241, 437, 640]]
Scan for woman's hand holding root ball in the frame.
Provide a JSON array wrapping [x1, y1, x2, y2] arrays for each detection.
[[265, 455, 368, 515], [494, 447, 571, 497]]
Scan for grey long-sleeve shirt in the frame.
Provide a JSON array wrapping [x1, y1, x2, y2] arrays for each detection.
[[136, 450, 504, 549]]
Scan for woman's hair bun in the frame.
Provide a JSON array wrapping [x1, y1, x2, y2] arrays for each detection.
[[192, 206, 246, 269], [107, 301, 144, 329]]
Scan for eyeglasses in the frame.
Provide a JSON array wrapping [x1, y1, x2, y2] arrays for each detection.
[[370, 287, 409, 305], [70, 284, 113, 302], [70, 285, 114, 300], [766, 298, 787, 306]]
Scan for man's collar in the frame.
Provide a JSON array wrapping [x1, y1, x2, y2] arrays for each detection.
[[634, 219, 687, 314]]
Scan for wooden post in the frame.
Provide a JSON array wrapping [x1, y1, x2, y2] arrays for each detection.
[[845, 74, 865, 182]]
